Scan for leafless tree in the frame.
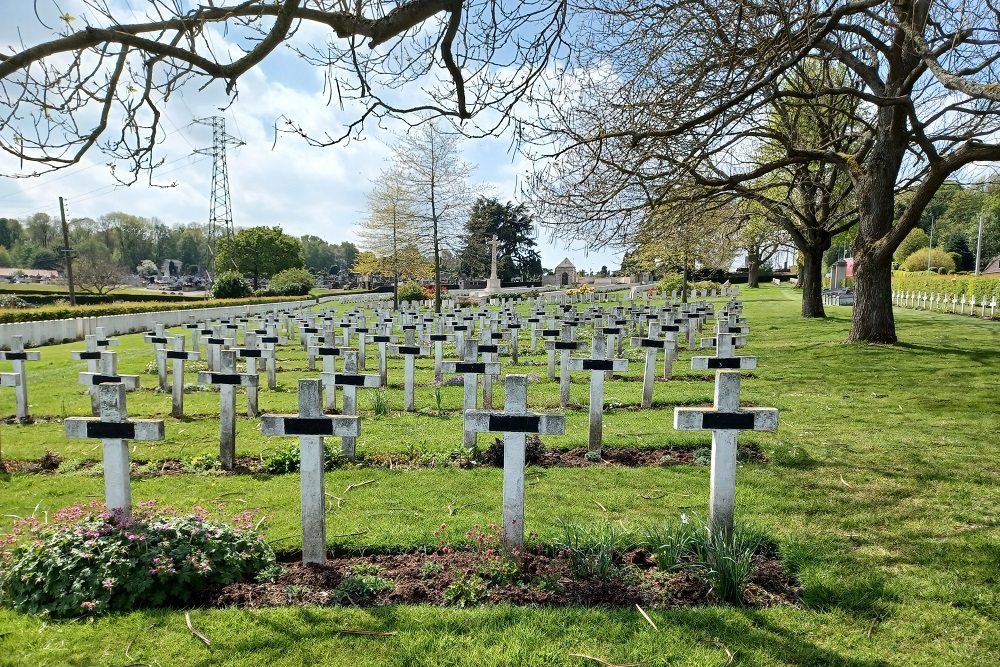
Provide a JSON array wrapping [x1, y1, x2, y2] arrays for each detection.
[[0, 0, 567, 181], [357, 165, 419, 309], [525, 0, 1000, 343], [392, 121, 476, 312]]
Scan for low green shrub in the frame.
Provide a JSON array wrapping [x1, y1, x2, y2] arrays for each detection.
[[554, 522, 640, 581], [265, 268, 316, 296], [397, 281, 427, 303], [262, 443, 345, 474], [642, 515, 775, 605], [0, 295, 35, 309], [212, 271, 252, 299], [900, 247, 956, 273], [333, 573, 394, 603], [0, 500, 277, 617]]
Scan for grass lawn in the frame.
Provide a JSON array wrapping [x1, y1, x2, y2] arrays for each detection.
[[0, 285, 997, 666]]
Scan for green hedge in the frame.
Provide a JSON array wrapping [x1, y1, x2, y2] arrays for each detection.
[[891, 272, 1000, 300], [0, 290, 201, 306], [0, 296, 312, 324]]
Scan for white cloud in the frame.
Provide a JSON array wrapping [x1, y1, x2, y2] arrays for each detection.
[[0, 1, 622, 273]]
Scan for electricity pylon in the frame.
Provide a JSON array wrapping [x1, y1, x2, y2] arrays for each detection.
[[194, 116, 244, 269]]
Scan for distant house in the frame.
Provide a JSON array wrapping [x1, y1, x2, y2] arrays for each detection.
[[983, 255, 1000, 275], [542, 258, 578, 287], [0, 267, 60, 280]]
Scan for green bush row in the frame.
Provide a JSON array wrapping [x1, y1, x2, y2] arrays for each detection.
[[0, 289, 201, 306], [0, 295, 312, 324], [891, 271, 1000, 300]]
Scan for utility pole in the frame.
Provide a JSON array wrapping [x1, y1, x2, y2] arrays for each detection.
[[975, 213, 984, 275], [59, 196, 76, 306]]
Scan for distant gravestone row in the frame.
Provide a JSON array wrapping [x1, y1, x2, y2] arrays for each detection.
[[891, 290, 997, 319]]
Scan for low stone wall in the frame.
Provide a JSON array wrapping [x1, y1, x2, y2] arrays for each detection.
[[0, 299, 315, 348]]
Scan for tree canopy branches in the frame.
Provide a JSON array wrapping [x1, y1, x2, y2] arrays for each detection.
[[524, 0, 1000, 342], [0, 0, 567, 181]]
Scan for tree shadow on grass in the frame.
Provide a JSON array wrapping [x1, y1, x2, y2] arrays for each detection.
[[670, 607, 895, 667], [191, 588, 900, 667], [895, 341, 1000, 365]]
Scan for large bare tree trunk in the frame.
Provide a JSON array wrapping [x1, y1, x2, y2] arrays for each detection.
[[799, 248, 825, 318], [848, 251, 896, 343], [747, 255, 761, 289], [848, 159, 899, 343]]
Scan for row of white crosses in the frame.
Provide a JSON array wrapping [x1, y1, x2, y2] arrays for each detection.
[[892, 290, 997, 319]]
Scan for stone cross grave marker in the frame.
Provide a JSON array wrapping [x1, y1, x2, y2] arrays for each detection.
[[258, 327, 287, 389], [651, 320, 680, 379], [0, 336, 40, 423], [158, 335, 200, 418], [78, 349, 141, 392], [198, 349, 258, 470], [352, 322, 371, 369], [477, 327, 507, 410], [143, 323, 170, 390], [390, 343, 429, 411], [64, 383, 164, 513], [308, 344, 342, 411], [674, 371, 777, 538], [566, 334, 628, 452], [441, 344, 501, 448], [505, 321, 522, 365], [700, 330, 748, 358], [205, 333, 234, 372], [426, 331, 456, 383], [543, 323, 580, 407], [260, 379, 360, 564], [541, 324, 563, 380], [368, 329, 398, 387], [232, 333, 275, 417], [451, 322, 470, 360], [691, 333, 756, 371], [71, 334, 109, 415], [629, 331, 673, 409], [464, 375, 565, 547], [327, 350, 380, 459]]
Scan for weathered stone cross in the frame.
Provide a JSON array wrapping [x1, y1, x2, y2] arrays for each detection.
[[464, 375, 565, 547], [232, 332, 275, 417], [158, 335, 199, 418], [326, 350, 380, 459], [198, 349, 258, 470], [0, 336, 39, 423], [441, 344, 501, 448], [143, 323, 171, 390], [391, 343, 430, 411], [71, 334, 109, 415], [566, 334, 628, 453], [260, 379, 360, 564], [674, 371, 777, 538], [64, 383, 165, 513], [543, 323, 580, 407]]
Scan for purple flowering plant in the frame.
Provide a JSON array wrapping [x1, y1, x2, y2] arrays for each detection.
[[0, 499, 277, 617]]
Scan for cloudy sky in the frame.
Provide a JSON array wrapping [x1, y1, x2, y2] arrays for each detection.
[[0, 1, 622, 274]]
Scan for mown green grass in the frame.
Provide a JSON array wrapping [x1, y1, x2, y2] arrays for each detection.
[[0, 285, 998, 666]]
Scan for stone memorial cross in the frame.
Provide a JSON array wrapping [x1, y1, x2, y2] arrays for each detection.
[[260, 379, 360, 564], [64, 383, 164, 513]]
